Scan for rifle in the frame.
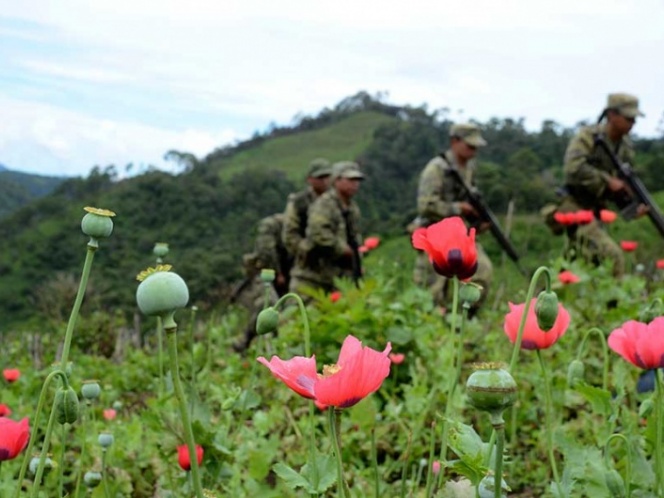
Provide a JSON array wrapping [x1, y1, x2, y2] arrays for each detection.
[[446, 166, 527, 275], [593, 136, 664, 238]]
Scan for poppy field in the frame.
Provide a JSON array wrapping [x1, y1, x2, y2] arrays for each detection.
[[2, 207, 664, 497]]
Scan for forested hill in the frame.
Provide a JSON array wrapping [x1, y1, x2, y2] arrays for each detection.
[[0, 166, 66, 219], [1, 92, 663, 329]]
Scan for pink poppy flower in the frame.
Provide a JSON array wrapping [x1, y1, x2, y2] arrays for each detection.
[[177, 444, 204, 471], [553, 212, 577, 225], [0, 417, 30, 461], [0, 404, 11, 417], [558, 270, 580, 285], [600, 209, 617, 224], [330, 291, 342, 303], [503, 299, 571, 350], [256, 356, 318, 399], [657, 259, 664, 270], [620, 241, 638, 252], [3, 369, 20, 383], [363, 237, 381, 250], [575, 210, 595, 225], [389, 353, 405, 365], [608, 318, 664, 369], [103, 409, 117, 421]]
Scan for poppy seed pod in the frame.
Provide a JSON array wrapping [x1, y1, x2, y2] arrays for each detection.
[[55, 386, 79, 425], [81, 381, 101, 401], [81, 207, 115, 240], [459, 282, 482, 305], [535, 290, 559, 332], [29, 456, 54, 475], [260, 269, 276, 283], [604, 469, 626, 497], [84, 471, 103, 488], [466, 365, 517, 416], [256, 307, 279, 335], [153, 242, 169, 259], [98, 432, 114, 449], [136, 271, 189, 317], [566, 360, 585, 388]]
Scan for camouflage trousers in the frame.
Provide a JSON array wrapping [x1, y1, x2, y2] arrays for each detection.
[[413, 243, 493, 312], [566, 220, 624, 276]]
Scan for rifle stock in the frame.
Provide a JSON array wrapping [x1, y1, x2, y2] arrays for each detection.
[[594, 136, 664, 238]]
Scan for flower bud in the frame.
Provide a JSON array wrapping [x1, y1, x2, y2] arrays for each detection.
[[153, 242, 169, 260], [459, 282, 482, 305], [84, 471, 102, 488], [29, 456, 54, 476], [81, 207, 115, 240], [136, 270, 189, 317], [639, 398, 654, 419], [535, 290, 559, 332], [466, 364, 517, 416], [604, 469, 626, 497], [256, 307, 279, 335], [81, 380, 101, 401], [260, 269, 276, 283], [55, 386, 79, 425], [98, 432, 114, 449], [112, 400, 123, 411], [566, 360, 585, 388]]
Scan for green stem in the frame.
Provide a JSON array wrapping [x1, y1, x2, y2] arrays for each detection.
[[372, 428, 379, 498], [575, 327, 609, 391], [437, 276, 462, 487], [60, 244, 97, 367], [188, 307, 198, 419], [655, 371, 664, 497], [157, 316, 164, 397], [604, 433, 632, 498], [424, 421, 437, 497], [328, 409, 349, 498], [30, 400, 59, 497], [14, 370, 68, 498], [166, 327, 204, 498], [73, 402, 91, 498], [102, 449, 110, 498], [537, 350, 563, 497], [273, 292, 311, 356], [491, 416, 505, 498], [58, 424, 66, 497]]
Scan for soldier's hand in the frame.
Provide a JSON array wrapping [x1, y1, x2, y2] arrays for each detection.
[[459, 202, 479, 218], [477, 221, 492, 234], [276, 273, 286, 287], [636, 203, 650, 218], [342, 246, 354, 258], [606, 177, 626, 193]]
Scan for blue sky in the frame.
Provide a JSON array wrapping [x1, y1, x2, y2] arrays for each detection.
[[1, 0, 663, 177]]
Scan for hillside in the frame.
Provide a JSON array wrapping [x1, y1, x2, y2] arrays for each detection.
[[0, 167, 67, 219]]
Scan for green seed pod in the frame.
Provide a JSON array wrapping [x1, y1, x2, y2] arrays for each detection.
[[535, 290, 559, 332], [81, 207, 115, 239], [566, 360, 585, 388], [256, 307, 279, 335], [605, 469, 626, 497], [466, 365, 517, 416], [84, 471, 103, 488], [136, 271, 189, 317], [55, 386, 80, 425], [639, 398, 654, 419], [29, 456, 54, 476], [98, 432, 114, 449], [81, 381, 101, 401], [459, 282, 482, 305], [260, 269, 276, 283], [153, 242, 169, 259], [112, 400, 123, 411]]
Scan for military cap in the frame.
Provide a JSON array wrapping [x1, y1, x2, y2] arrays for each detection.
[[449, 123, 487, 147], [307, 158, 332, 178], [606, 93, 644, 118], [331, 161, 364, 181]]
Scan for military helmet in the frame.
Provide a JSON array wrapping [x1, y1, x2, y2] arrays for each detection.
[[449, 123, 487, 147], [605, 93, 644, 118]]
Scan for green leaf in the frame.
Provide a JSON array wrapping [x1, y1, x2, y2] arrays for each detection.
[[272, 462, 314, 491], [301, 454, 337, 493], [385, 326, 414, 345], [573, 382, 612, 417]]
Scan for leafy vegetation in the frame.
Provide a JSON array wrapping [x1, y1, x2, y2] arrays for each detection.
[[0, 167, 66, 219]]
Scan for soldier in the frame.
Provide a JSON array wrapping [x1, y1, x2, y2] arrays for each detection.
[[282, 158, 332, 258], [559, 93, 648, 276], [413, 123, 493, 314], [232, 213, 290, 351], [289, 161, 364, 300]]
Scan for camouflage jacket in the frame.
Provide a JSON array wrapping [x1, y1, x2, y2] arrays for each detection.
[[290, 188, 362, 286], [243, 213, 291, 277], [417, 150, 477, 224], [282, 186, 317, 257], [563, 123, 635, 210]]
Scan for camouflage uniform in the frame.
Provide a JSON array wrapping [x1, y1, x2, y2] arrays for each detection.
[[289, 162, 363, 299], [233, 213, 290, 351], [413, 124, 493, 310], [559, 93, 644, 276], [282, 158, 332, 257]]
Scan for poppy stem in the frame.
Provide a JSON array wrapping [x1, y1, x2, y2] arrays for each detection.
[[492, 416, 506, 498], [575, 327, 609, 391], [58, 424, 66, 497], [329, 408, 349, 498], [437, 276, 462, 489], [73, 402, 90, 498], [165, 326, 204, 498], [423, 421, 436, 497], [655, 371, 664, 497], [101, 449, 111, 498], [536, 350, 563, 497], [156, 316, 165, 397], [604, 433, 632, 498], [30, 400, 59, 497], [188, 306, 198, 419], [371, 427, 380, 498]]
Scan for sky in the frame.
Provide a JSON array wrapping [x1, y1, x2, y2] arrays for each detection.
[[1, 0, 663, 178]]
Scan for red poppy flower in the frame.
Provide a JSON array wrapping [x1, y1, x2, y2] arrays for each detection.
[[0, 417, 30, 461], [620, 241, 638, 252], [103, 409, 117, 421], [3, 369, 20, 383], [575, 210, 594, 225], [412, 217, 478, 280], [600, 209, 617, 224], [0, 404, 11, 417], [329, 291, 342, 303], [657, 259, 664, 270], [363, 237, 381, 250], [608, 318, 664, 369], [503, 299, 571, 350], [553, 212, 576, 225], [389, 353, 405, 365], [258, 335, 392, 409], [256, 355, 318, 399], [558, 270, 580, 285], [177, 444, 204, 471]]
